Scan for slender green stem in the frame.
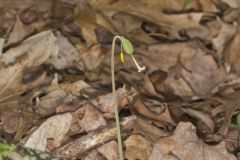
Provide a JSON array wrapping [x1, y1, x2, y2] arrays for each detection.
[[111, 36, 124, 160]]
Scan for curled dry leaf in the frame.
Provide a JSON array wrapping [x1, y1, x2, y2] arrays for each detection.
[[91, 86, 137, 116], [182, 108, 215, 133], [35, 89, 70, 116], [0, 30, 59, 100], [0, 0, 239, 159], [133, 101, 176, 126], [24, 113, 72, 151], [60, 80, 96, 97], [74, 104, 107, 132], [149, 122, 237, 160], [139, 74, 164, 99], [0, 30, 58, 66], [124, 135, 152, 160]]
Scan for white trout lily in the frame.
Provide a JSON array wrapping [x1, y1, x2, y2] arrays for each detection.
[[130, 53, 145, 72]]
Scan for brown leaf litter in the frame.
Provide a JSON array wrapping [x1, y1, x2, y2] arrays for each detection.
[[0, 0, 240, 159]]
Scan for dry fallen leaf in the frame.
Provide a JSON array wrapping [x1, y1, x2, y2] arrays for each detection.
[[46, 31, 80, 70], [221, 0, 240, 8], [181, 50, 226, 96], [91, 86, 136, 117], [35, 88, 69, 115], [149, 122, 237, 160], [0, 30, 59, 100], [182, 108, 215, 133], [124, 135, 152, 160], [74, 104, 107, 132], [24, 113, 72, 151], [224, 24, 240, 76], [0, 110, 20, 134], [133, 101, 176, 126], [164, 65, 194, 99], [0, 0, 239, 159], [97, 141, 118, 160], [165, 48, 226, 98], [133, 118, 170, 142], [225, 129, 239, 153], [0, 8, 16, 39], [211, 18, 237, 59], [141, 42, 197, 72], [60, 80, 96, 97], [76, 44, 107, 71], [82, 150, 105, 160], [7, 16, 26, 45]]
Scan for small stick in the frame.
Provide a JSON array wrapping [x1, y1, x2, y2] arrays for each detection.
[[54, 116, 136, 159]]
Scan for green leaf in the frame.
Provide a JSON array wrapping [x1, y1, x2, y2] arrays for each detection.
[[228, 124, 239, 129], [119, 36, 133, 54], [0, 143, 16, 154], [237, 113, 240, 126]]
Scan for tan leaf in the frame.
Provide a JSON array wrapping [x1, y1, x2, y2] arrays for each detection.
[[225, 24, 240, 76], [181, 50, 226, 96], [74, 104, 107, 132], [133, 118, 170, 142], [142, 42, 198, 72], [149, 122, 236, 160], [0, 30, 59, 100], [46, 31, 80, 70], [97, 141, 118, 160], [24, 113, 72, 151], [91, 86, 136, 116], [133, 102, 176, 126], [124, 135, 152, 160]]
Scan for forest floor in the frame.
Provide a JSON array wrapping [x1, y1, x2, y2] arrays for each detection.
[[0, 0, 240, 159]]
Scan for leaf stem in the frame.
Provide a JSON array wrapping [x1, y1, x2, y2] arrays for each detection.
[[111, 36, 124, 160]]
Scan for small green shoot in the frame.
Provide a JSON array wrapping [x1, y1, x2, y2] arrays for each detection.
[[0, 141, 16, 160], [111, 36, 145, 160]]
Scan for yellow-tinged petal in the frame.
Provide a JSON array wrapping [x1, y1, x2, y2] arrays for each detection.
[[120, 52, 125, 63]]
